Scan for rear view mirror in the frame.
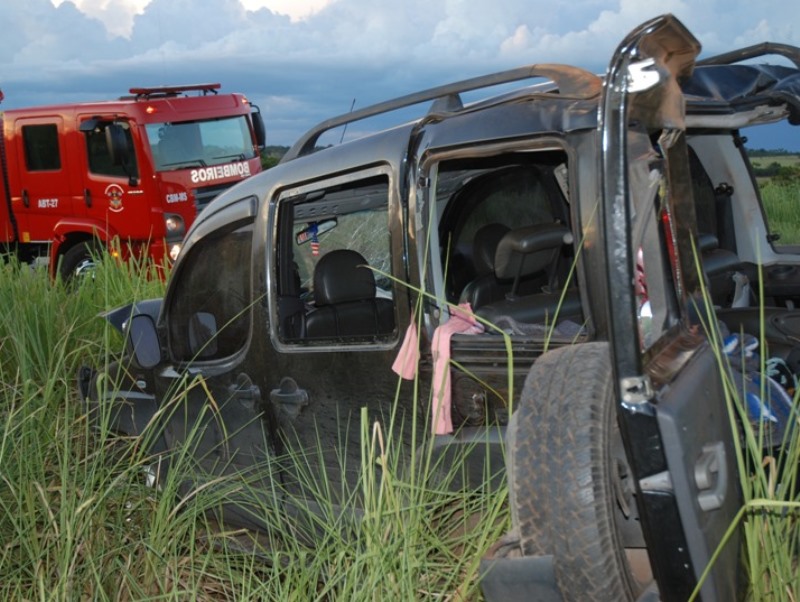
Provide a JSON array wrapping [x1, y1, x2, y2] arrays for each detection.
[[128, 314, 162, 370], [79, 118, 101, 132], [296, 219, 338, 245]]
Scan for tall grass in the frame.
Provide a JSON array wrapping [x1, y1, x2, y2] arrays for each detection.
[[690, 250, 800, 601], [724, 289, 800, 600], [0, 254, 507, 600], [761, 180, 800, 246], [18, 220, 800, 601]]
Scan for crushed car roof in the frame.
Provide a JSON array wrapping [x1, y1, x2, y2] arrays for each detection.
[[684, 64, 800, 121]]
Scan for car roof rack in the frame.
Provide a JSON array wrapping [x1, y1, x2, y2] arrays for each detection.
[[698, 42, 800, 69], [282, 64, 601, 162], [125, 83, 222, 100]]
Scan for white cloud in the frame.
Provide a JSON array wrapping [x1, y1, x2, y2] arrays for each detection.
[[50, 0, 334, 37], [50, 0, 150, 37], [244, 0, 335, 21], [500, 25, 533, 56]]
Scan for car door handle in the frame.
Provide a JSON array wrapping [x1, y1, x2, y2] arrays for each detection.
[[694, 441, 728, 511], [270, 376, 308, 420], [227, 373, 260, 410]]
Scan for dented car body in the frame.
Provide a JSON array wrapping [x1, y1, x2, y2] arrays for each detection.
[[79, 14, 800, 601]]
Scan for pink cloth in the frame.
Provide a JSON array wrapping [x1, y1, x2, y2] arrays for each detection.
[[430, 303, 483, 435], [392, 321, 420, 380]]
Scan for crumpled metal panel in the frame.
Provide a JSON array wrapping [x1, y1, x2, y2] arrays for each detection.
[[684, 64, 800, 122]]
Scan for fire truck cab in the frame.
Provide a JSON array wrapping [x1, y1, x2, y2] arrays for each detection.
[[0, 83, 266, 278]]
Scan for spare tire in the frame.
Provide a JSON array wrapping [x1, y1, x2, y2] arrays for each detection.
[[509, 342, 652, 600]]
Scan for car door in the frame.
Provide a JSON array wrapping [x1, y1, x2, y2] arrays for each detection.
[[600, 14, 741, 601], [8, 116, 82, 241], [76, 116, 151, 239], [262, 165, 417, 509], [158, 196, 269, 477]]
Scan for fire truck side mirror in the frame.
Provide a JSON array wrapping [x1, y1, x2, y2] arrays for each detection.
[[106, 123, 132, 168], [251, 106, 267, 149]]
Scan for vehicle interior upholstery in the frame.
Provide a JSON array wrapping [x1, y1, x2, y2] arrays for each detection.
[[688, 140, 800, 377], [304, 249, 395, 339], [436, 156, 583, 332]]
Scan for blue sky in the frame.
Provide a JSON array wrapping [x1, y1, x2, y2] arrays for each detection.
[[3, 0, 800, 149]]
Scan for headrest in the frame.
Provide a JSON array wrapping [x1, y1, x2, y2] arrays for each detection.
[[313, 249, 375, 306], [473, 223, 511, 275], [495, 223, 573, 280]]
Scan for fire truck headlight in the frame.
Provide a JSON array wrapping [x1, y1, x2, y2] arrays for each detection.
[[164, 214, 185, 236], [168, 243, 182, 261]]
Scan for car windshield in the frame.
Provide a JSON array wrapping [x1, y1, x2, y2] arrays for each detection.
[[145, 116, 255, 171]]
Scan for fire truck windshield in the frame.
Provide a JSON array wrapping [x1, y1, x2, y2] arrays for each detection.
[[146, 116, 256, 171]]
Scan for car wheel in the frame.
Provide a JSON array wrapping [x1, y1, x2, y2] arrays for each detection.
[[509, 341, 652, 600], [60, 241, 100, 282]]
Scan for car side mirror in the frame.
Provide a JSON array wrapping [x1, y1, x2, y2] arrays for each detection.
[[128, 314, 162, 370], [189, 312, 218, 359]]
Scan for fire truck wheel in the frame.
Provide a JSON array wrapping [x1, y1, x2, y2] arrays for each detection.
[[509, 342, 651, 601], [60, 241, 100, 281]]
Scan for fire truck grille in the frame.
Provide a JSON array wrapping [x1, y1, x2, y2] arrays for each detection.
[[194, 182, 236, 214]]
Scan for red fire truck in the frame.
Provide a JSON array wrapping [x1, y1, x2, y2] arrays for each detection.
[[0, 83, 266, 278]]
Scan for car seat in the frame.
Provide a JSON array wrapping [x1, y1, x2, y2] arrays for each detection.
[[475, 223, 582, 326], [305, 249, 395, 338]]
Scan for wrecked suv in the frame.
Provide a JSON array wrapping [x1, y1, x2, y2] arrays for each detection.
[[79, 14, 800, 601]]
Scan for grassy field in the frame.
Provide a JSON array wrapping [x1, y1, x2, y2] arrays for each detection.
[[0, 257, 507, 600], [3, 168, 800, 600], [750, 154, 800, 170], [750, 153, 800, 246], [760, 179, 800, 246]]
